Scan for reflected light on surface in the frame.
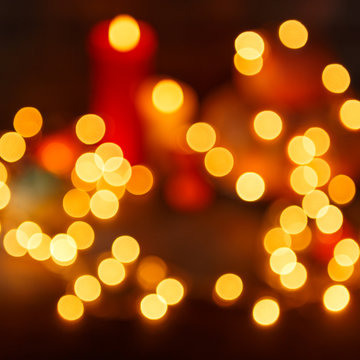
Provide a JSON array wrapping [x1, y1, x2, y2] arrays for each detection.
[[322, 64, 350, 94], [253, 110, 282, 140], [236, 172, 265, 201], [152, 79, 184, 114], [323, 284, 350, 312], [140, 294, 167, 320], [13, 107, 43, 138], [156, 278, 185, 305], [57, 295, 84, 321], [328, 174, 356, 205], [252, 298, 280, 326], [278, 20, 308, 49], [108, 15, 140, 52], [98, 258, 126, 286], [214, 273, 243, 301], [112, 235, 140, 263], [186, 122, 216, 152], [75, 114, 105, 145]]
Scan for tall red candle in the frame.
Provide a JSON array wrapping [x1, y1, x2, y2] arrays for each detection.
[[88, 15, 157, 164]]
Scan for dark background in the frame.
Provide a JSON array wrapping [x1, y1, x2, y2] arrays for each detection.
[[1, 0, 360, 358]]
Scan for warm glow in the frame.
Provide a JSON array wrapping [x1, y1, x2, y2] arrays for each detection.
[[328, 258, 354, 282], [16, 221, 42, 249], [152, 79, 184, 113], [140, 294, 168, 320], [290, 226, 312, 251], [96, 178, 126, 199], [3, 229, 27, 257], [304, 127, 330, 156], [280, 262, 307, 290], [253, 110, 282, 140], [67, 221, 95, 250], [302, 190, 329, 219], [290, 165, 318, 195], [322, 64, 350, 94], [0, 162, 7, 183], [13, 107, 42, 138], [108, 15, 140, 52], [98, 258, 126, 286], [270, 247, 297, 275], [71, 169, 97, 192], [234, 31, 265, 60], [57, 295, 84, 321], [252, 298, 280, 326], [236, 172, 265, 201], [214, 273, 243, 301], [186, 122, 216, 153], [287, 136, 315, 165], [328, 174, 356, 205], [0, 132, 26, 163], [263, 227, 292, 254], [339, 99, 360, 130], [75, 114, 105, 145], [0, 182, 11, 209], [278, 20, 308, 49], [74, 275, 101, 302], [28, 233, 51, 261], [323, 284, 350, 312], [308, 158, 331, 187], [334, 238, 360, 266], [204, 147, 234, 177], [90, 190, 119, 219], [112, 235, 140, 263], [136, 256, 167, 290], [50, 234, 77, 262], [103, 158, 132, 187], [75, 152, 103, 183], [280, 205, 307, 234], [63, 188, 90, 218], [126, 165, 154, 195], [233, 53, 263, 76], [156, 278, 185, 305], [316, 205, 343, 234], [95, 142, 123, 172]]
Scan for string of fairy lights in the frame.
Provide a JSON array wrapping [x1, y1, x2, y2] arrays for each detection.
[[0, 15, 359, 327]]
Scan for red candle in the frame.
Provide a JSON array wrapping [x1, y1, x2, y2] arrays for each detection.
[[88, 15, 157, 164]]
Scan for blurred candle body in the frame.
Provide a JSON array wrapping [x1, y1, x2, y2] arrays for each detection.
[[88, 15, 157, 164]]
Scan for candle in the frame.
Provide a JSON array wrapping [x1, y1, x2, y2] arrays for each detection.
[[88, 15, 157, 164]]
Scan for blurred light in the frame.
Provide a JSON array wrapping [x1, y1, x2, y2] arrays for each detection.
[[308, 158, 331, 187], [0, 182, 10, 209], [327, 258, 354, 282], [156, 278, 185, 305], [152, 79, 184, 113], [13, 107, 42, 138], [3, 229, 27, 257], [16, 221, 42, 249], [90, 190, 119, 219], [253, 110, 282, 140], [186, 122, 216, 152], [28, 233, 51, 261], [140, 294, 167, 320], [103, 158, 132, 187], [63, 189, 90, 218], [0, 132, 26, 163], [316, 205, 343, 234], [280, 205, 307, 234], [57, 295, 84, 321], [339, 99, 360, 130], [50, 234, 77, 262], [75, 114, 105, 145], [112, 235, 140, 263], [71, 168, 97, 192], [252, 298, 280, 326], [323, 284, 350, 312], [74, 275, 101, 302], [287, 136, 315, 165], [126, 165, 153, 195], [108, 15, 140, 52], [75, 153, 103, 183], [270, 247, 297, 275], [302, 190, 329, 218], [233, 53, 263, 76], [214, 273, 243, 301], [334, 238, 359, 266], [0, 162, 7, 183], [278, 20, 308, 49], [290, 226, 312, 251], [236, 172, 265, 201], [234, 31, 265, 60], [204, 147, 234, 177], [95, 142, 123, 172], [280, 262, 307, 290], [304, 127, 330, 156], [67, 221, 95, 250], [96, 178, 126, 199], [290, 165, 318, 195], [137, 256, 167, 290], [263, 227, 292, 254], [328, 174, 356, 205], [98, 258, 126, 286], [322, 64, 350, 94]]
